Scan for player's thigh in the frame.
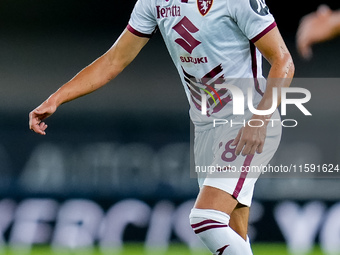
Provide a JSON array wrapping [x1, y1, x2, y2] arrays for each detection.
[[193, 123, 243, 215], [194, 128, 216, 188], [194, 185, 238, 216]]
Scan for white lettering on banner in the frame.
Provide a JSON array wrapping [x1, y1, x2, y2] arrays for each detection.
[[9, 199, 58, 248], [320, 202, 340, 254], [145, 201, 175, 251], [0, 200, 16, 244], [1, 198, 340, 253], [248, 201, 264, 240], [99, 199, 151, 250], [172, 200, 203, 249], [274, 201, 326, 254], [19, 143, 66, 192], [52, 200, 104, 250], [21, 142, 193, 195]]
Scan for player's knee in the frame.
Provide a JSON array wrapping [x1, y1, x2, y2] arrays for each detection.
[[189, 208, 230, 234]]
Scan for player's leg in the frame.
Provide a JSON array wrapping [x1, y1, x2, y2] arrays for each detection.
[[190, 186, 253, 255], [190, 110, 282, 254], [230, 204, 253, 252], [229, 203, 250, 240], [194, 185, 238, 216], [190, 123, 254, 254]]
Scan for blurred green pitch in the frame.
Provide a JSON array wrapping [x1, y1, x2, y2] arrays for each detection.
[[1, 243, 325, 255]]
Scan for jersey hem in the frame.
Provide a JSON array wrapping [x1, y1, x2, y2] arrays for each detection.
[[250, 21, 277, 43], [126, 24, 153, 38]]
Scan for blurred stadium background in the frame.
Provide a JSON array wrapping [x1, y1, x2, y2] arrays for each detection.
[[0, 0, 340, 254]]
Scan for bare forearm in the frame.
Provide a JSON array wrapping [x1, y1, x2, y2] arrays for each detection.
[[46, 29, 148, 107], [49, 53, 121, 107], [254, 53, 295, 120], [29, 29, 149, 135]]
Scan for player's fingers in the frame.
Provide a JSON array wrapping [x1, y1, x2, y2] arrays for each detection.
[[231, 129, 242, 146], [29, 111, 39, 130], [241, 145, 251, 156], [39, 122, 47, 131], [36, 123, 47, 135], [29, 110, 40, 126], [249, 145, 258, 156], [235, 139, 246, 156], [242, 136, 263, 156], [241, 140, 257, 156], [28, 113, 34, 130], [297, 38, 312, 59], [302, 47, 313, 60], [296, 28, 312, 59], [32, 122, 46, 135], [29, 114, 46, 135], [256, 142, 265, 154]]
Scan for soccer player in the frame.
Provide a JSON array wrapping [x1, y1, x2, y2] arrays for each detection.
[[297, 5, 340, 59], [29, 0, 294, 254]]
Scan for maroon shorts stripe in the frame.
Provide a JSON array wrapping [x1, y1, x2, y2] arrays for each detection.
[[194, 224, 229, 234], [191, 219, 222, 229], [232, 155, 254, 199], [251, 22, 277, 43], [126, 24, 153, 38]]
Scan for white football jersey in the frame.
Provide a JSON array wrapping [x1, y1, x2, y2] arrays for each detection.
[[128, 0, 276, 130]]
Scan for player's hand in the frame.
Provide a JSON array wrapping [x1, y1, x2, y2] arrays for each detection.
[[29, 100, 57, 135], [297, 5, 335, 59], [231, 120, 267, 156]]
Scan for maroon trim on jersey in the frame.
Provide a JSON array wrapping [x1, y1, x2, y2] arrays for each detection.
[[232, 155, 254, 199], [203, 64, 223, 79], [250, 43, 264, 96], [250, 21, 277, 43], [249, 21, 277, 96], [127, 24, 153, 38]]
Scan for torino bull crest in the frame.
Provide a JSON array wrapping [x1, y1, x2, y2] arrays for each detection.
[[197, 0, 213, 16]]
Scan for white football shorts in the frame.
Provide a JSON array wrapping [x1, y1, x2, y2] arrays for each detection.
[[194, 109, 282, 207]]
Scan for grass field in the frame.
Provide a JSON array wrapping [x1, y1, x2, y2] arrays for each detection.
[[0, 243, 327, 255]]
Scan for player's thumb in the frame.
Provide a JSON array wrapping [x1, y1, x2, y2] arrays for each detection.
[[33, 108, 45, 115], [317, 5, 331, 17]]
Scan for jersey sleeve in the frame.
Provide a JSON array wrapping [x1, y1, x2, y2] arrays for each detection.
[[226, 0, 276, 43], [127, 0, 157, 38]]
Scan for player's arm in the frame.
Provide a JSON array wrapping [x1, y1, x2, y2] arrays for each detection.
[[29, 29, 149, 135], [232, 26, 295, 156], [297, 5, 340, 59]]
